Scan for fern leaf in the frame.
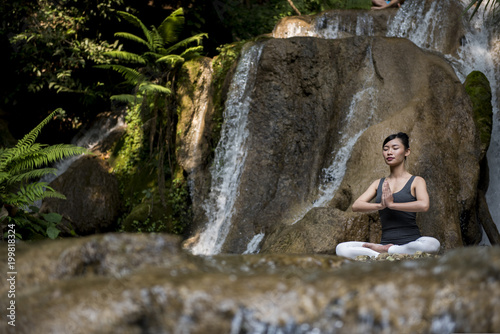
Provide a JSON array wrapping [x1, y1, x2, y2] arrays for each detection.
[[156, 54, 184, 66], [95, 65, 143, 85], [180, 46, 204, 60], [114, 33, 149, 49], [6, 168, 58, 185], [158, 8, 185, 45], [0, 110, 62, 167], [111, 94, 142, 104], [164, 33, 207, 55], [116, 11, 155, 51], [102, 51, 146, 64], [138, 83, 171, 95]]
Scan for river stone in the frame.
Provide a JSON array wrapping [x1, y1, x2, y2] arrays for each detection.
[[2, 234, 499, 334], [40, 155, 122, 235], [213, 36, 479, 254]]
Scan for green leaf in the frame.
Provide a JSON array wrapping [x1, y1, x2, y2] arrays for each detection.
[[42, 212, 63, 224], [46, 225, 60, 239]]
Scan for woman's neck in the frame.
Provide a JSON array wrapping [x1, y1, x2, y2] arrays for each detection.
[[389, 163, 410, 179]]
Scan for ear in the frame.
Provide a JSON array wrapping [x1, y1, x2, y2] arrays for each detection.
[[405, 148, 411, 157]]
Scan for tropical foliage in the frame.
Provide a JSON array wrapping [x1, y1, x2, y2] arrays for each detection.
[[465, 0, 500, 21], [98, 8, 206, 207], [0, 108, 89, 239]]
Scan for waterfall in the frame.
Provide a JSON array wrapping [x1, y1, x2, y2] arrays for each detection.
[[387, 0, 500, 240], [41, 112, 126, 184], [290, 46, 378, 224], [191, 43, 264, 255]]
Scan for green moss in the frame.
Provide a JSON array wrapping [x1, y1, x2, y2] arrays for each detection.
[[464, 71, 493, 157]]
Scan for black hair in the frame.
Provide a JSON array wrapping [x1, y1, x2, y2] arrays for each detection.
[[382, 132, 410, 150]]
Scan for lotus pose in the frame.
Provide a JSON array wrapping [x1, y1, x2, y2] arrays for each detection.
[[336, 132, 440, 259]]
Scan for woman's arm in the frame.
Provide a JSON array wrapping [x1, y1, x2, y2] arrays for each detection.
[[352, 179, 385, 213], [384, 176, 430, 212]]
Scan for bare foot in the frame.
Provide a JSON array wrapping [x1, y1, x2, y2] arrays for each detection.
[[362, 243, 394, 253]]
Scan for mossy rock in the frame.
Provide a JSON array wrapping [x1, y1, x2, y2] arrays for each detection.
[[464, 70, 493, 159], [121, 202, 174, 233]]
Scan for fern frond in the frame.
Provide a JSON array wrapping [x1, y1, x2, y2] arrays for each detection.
[[95, 65, 143, 85], [6, 168, 58, 184], [180, 46, 204, 60], [156, 54, 184, 66], [111, 94, 142, 104], [102, 51, 146, 64], [158, 8, 185, 45], [117, 11, 155, 51], [114, 32, 149, 49], [1, 109, 62, 167], [138, 83, 171, 95], [164, 33, 207, 55], [4, 182, 66, 207], [8, 144, 88, 174]]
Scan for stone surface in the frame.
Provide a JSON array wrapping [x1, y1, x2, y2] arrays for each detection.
[[2, 234, 499, 334], [40, 155, 122, 235], [175, 57, 216, 232], [210, 36, 479, 253]]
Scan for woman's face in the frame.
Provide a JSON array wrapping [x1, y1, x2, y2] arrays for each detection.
[[382, 138, 409, 165]]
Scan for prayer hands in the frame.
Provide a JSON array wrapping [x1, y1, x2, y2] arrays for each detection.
[[380, 179, 394, 209]]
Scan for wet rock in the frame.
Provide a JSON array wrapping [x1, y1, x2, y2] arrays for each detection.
[[213, 36, 478, 253], [40, 155, 122, 235], [175, 57, 216, 232], [464, 70, 493, 160], [1, 235, 499, 334], [260, 208, 373, 255]]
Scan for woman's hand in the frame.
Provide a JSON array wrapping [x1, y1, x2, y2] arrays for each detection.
[[382, 179, 394, 209]]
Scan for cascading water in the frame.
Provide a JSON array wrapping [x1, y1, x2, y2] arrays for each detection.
[[291, 46, 378, 224], [41, 112, 126, 184], [387, 0, 500, 241], [191, 43, 264, 255]]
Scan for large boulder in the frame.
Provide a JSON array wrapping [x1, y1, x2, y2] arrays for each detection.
[[40, 155, 122, 235], [211, 36, 479, 253]]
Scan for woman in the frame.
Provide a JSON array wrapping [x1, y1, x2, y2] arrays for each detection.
[[336, 132, 440, 259]]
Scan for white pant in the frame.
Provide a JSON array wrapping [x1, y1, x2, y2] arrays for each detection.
[[335, 236, 440, 259]]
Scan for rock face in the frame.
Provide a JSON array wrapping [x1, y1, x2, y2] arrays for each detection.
[[205, 36, 479, 254], [273, 1, 465, 56], [40, 155, 122, 235], [2, 234, 499, 334], [175, 57, 216, 232]]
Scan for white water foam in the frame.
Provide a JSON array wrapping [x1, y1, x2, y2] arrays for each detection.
[[243, 233, 265, 255], [191, 43, 264, 255]]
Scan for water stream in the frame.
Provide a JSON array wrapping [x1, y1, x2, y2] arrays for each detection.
[[191, 43, 264, 255], [193, 0, 500, 254]]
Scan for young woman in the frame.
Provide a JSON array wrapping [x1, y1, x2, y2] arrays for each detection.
[[336, 132, 440, 259]]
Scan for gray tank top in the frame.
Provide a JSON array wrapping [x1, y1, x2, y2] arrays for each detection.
[[375, 175, 421, 245]]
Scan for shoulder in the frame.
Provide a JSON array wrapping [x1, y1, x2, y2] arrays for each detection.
[[412, 176, 427, 188], [371, 178, 383, 189]]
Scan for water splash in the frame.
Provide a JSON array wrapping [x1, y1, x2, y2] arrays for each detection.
[[242, 233, 265, 255], [191, 43, 264, 255]]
